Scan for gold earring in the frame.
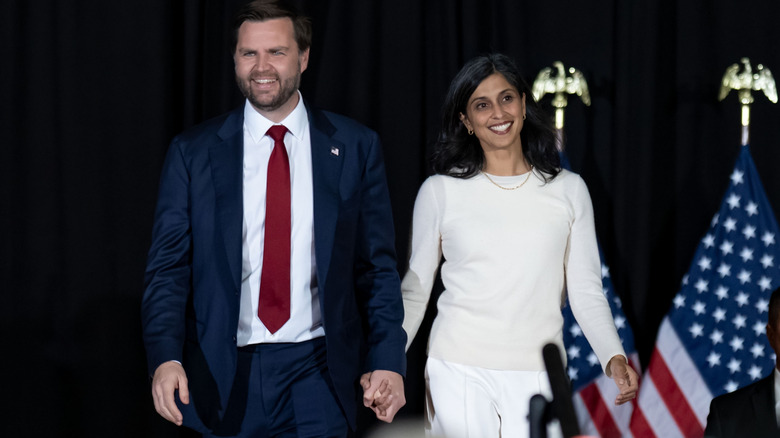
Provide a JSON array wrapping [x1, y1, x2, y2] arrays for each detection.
[[523, 114, 526, 120], [467, 129, 474, 135]]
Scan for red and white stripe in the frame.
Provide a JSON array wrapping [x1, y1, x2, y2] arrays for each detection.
[[635, 317, 712, 437]]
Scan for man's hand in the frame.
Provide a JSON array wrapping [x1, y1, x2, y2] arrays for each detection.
[[360, 370, 405, 422], [607, 355, 639, 405], [151, 361, 189, 426]]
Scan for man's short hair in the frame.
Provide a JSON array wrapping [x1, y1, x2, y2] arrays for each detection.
[[231, 0, 312, 54]]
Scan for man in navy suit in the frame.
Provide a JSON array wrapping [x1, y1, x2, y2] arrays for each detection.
[[141, 1, 406, 436], [704, 286, 780, 438]]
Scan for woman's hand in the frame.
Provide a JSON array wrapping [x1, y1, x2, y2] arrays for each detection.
[[607, 355, 639, 405]]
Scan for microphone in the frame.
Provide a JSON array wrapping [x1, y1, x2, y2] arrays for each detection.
[[542, 343, 581, 438], [528, 394, 550, 438]]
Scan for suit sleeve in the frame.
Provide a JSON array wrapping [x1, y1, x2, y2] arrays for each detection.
[[354, 131, 407, 376], [141, 138, 192, 376], [703, 397, 722, 437]]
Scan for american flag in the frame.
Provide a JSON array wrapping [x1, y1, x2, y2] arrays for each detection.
[[561, 149, 647, 437], [562, 250, 645, 438], [635, 145, 780, 437]]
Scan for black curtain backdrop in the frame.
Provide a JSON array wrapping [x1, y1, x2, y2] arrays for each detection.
[[3, 1, 780, 436]]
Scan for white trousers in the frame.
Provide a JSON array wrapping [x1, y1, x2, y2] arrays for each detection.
[[425, 357, 562, 438]]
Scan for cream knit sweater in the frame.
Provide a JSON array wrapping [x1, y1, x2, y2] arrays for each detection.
[[402, 169, 625, 372]]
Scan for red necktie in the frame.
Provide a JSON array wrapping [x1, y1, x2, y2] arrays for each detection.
[[258, 125, 291, 333]]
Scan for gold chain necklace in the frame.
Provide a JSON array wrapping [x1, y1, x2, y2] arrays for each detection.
[[482, 167, 534, 191]]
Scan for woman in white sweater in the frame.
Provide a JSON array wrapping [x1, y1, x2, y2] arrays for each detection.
[[402, 54, 638, 437]]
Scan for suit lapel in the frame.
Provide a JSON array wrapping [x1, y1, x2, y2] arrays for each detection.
[[209, 109, 245, 291], [308, 106, 345, 291]]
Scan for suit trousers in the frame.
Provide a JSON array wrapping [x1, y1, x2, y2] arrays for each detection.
[[425, 357, 562, 438], [204, 337, 348, 438]]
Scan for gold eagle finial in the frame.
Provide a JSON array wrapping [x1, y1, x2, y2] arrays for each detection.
[[718, 58, 777, 145], [718, 57, 777, 104], [532, 62, 591, 149], [532, 61, 592, 109]]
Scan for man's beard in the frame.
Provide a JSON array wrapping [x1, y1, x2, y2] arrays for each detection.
[[237, 69, 301, 113]]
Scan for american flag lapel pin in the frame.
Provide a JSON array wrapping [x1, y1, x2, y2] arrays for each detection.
[[330, 146, 340, 156]]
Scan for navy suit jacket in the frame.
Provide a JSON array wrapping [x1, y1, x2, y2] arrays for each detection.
[[141, 103, 406, 433], [704, 373, 779, 438]]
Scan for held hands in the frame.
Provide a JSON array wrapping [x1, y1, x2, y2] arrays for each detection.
[[360, 370, 406, 422], [151, 361, 190, 426], [607, 355, 639, 405]]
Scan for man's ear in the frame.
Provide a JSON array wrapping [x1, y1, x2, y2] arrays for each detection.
[[299, 48, 310, 73]]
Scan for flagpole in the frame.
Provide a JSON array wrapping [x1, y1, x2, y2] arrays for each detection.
[[717, 57, 778, 146]]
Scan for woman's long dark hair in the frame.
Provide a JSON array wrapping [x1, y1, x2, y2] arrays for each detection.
[[432, 53, 560, 181]]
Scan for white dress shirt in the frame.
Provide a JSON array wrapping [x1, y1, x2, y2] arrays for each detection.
[[237, 93, 324, 345]]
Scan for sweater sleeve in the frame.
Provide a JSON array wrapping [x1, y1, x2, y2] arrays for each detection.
[[401, 177, 443, 351], [565, 176, 626, 373]]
